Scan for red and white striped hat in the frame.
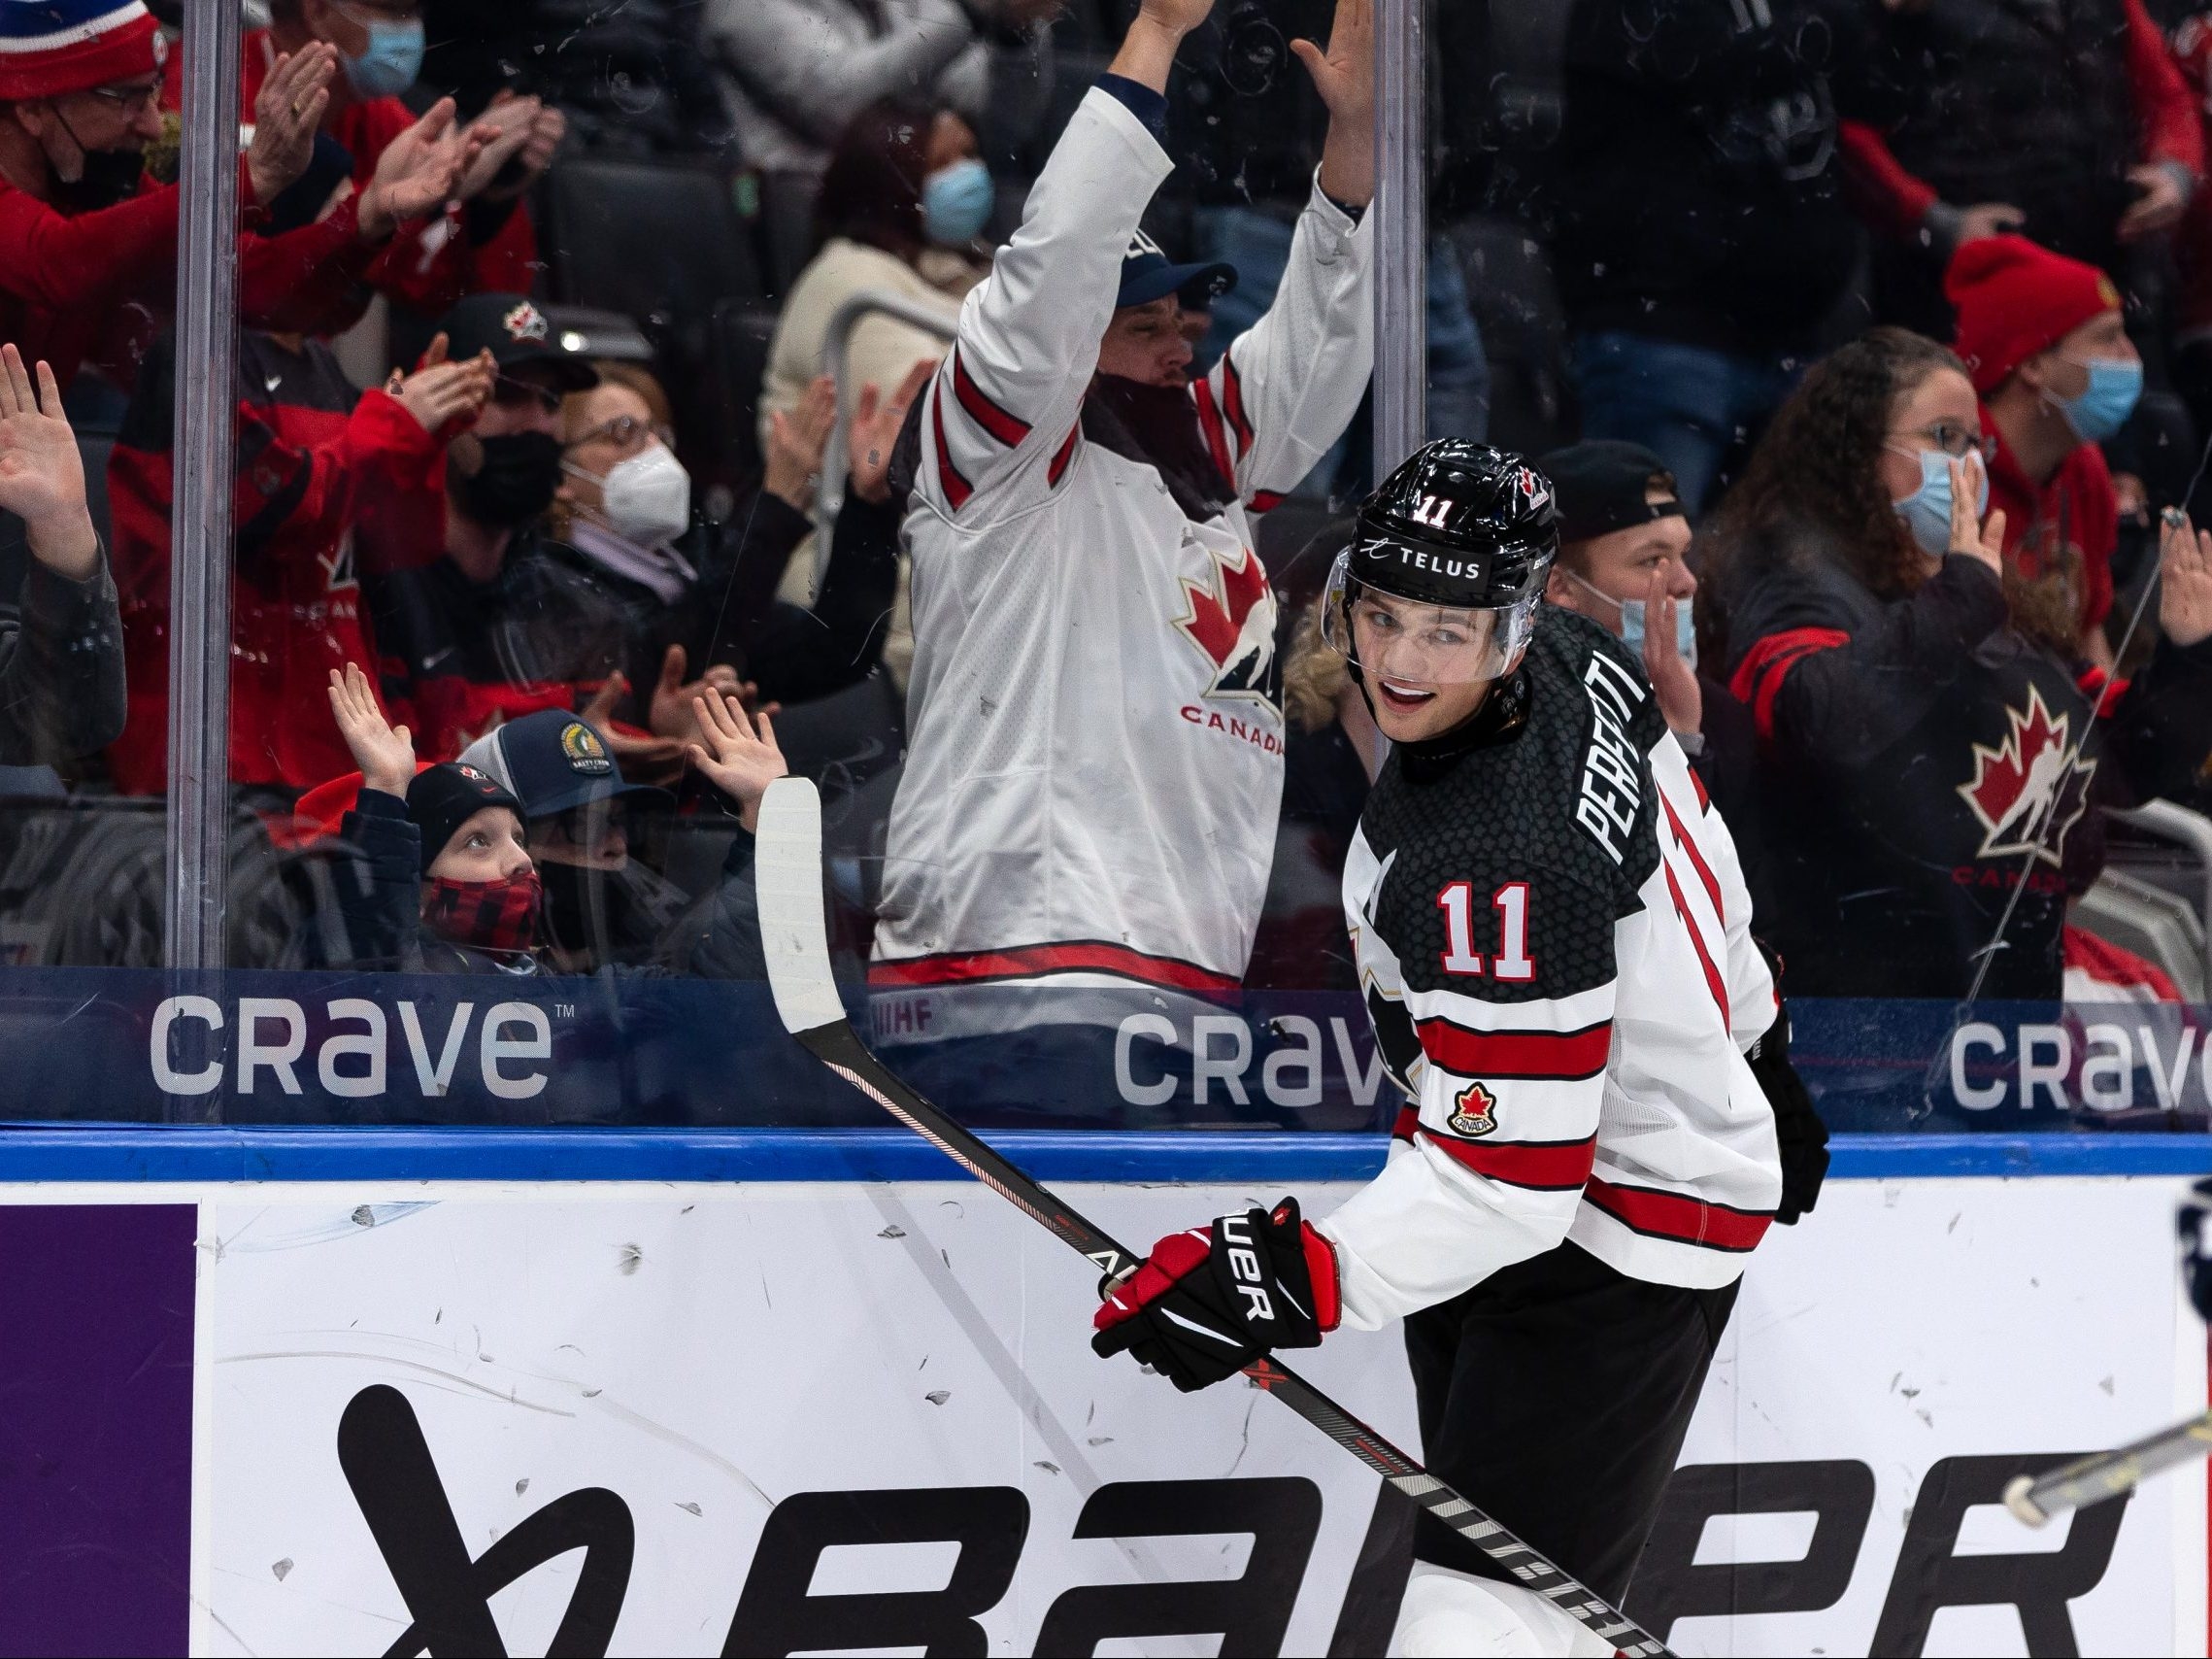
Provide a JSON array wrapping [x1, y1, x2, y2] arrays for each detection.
[[0, 1, 164, 102]]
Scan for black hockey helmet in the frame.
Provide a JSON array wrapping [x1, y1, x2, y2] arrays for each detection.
[[1324, 440, 1559, 684]]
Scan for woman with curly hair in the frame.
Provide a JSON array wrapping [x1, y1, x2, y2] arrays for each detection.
[[1704, 325, 2212, 1000]]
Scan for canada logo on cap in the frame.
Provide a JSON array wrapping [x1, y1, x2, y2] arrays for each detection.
[[502, 301, 549, 344]]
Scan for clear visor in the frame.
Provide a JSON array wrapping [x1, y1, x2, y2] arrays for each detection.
[[1322, 554, 1539, 687]]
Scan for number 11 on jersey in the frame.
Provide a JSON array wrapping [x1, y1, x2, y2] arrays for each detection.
[[1438, 881, 1535, 982]]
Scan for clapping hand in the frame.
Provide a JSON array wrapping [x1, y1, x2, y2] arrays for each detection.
[[688, 690, 788, 831], [390, 331, 496, 434], [246, 44, 338, 206], [2159, 509, 2212, 650], [326, 663, 417, 797], [764, 375, 837, 511], [0, 345, 96, 581], [579, 672, 689, 786], [356, 100, 489, 243], [459, 90, 566, 204], [851, 358, 937, 505]]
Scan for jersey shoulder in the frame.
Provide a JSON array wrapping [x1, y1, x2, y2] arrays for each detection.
[[1355, 606, 1663, 1003]]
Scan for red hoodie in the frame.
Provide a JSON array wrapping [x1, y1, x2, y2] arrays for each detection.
[[1983, 405, 2119, 641], [105, 331, 447, 796]]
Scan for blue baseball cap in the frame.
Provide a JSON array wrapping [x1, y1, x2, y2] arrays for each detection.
[[458, 709, 670, 822], [1117, 228, 1237, 311]]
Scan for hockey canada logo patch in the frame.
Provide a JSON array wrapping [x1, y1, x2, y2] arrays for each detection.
[[1958, 685, 2095, 865], [1173, 540, 1281, 713], [1448, 1080, 1498, 1137]]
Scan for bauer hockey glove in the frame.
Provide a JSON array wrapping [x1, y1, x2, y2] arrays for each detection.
[[1091, 1200, 1340, 1392]]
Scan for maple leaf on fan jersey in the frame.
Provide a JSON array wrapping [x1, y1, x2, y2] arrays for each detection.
[[1956, 685, 2096, 864]]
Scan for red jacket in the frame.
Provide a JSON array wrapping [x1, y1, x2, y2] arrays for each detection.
[[106, 332, 447, 796], [0, 157, 378, 389], [1984, 408, 2118, 639]]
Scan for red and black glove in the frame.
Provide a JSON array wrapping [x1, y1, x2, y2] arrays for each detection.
[[1091, 1199, 1340, 1392]]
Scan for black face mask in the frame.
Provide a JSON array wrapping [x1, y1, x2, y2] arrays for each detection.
[[453, 430, 564, 530], [1085, 373, 1236, 521], [50, 143, 148, 214]]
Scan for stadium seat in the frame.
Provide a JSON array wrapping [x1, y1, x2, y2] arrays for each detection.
[[756, 169, 821, 300], [708, 298, 783, 491], [537, 156, 764, 338]]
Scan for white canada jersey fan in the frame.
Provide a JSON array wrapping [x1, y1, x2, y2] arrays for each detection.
[[870, 87, 1375, 996], [1317, 606, 1784, 1314]]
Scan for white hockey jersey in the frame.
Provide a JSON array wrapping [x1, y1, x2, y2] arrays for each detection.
[[1317, 607, 1784, 1320], [869, 86, 1374, 995]]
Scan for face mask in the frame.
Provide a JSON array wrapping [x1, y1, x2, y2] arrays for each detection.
[[49, 110, 146, 213], [421, 868, 542, 955], [1563, 566, 1696, 666], [922, 157, 993, 247], [341, 16, 425, 99], [1890, 446, 1991, 559], [455, 430, 564, 529], [569, 443, 691, 548], [2054, 356, 2143, 445]]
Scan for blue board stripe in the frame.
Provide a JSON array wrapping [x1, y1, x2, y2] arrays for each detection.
[[0, 1127, 2202, 1183]]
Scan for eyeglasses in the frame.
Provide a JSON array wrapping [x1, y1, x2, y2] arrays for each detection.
[[566, 413, 674, 457], [83, 77, 164, 115], [1893, 422, 1995, 462], [493, 374, 563, 416]]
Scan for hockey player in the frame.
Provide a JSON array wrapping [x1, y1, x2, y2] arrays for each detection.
[[869, 0, 1374, 1015], [1090, 442, 1786, 1655]]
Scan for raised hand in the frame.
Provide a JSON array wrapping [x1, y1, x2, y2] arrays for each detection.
[[688, 690, 788, 831], [764, 374, 838, 510], [648, 643, 745, 739], [580, 672, 690, 786], [1948, 454, 2006, 575], [356, 99, 487, 242], [1640, 565, 1702, 740], [1295, 0, 1374, 206], [485, 99, 565, 204], [393, 348, 495, 434], [454, 92, 543, 202], [326, 662, 417, 796], [851, 358, 937, 505], [246, 43, 337, 206], [0, 345, 96, 580], [2159, 510, 2212, 649]]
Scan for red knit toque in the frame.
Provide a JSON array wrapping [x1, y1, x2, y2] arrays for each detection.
[[0, 2, 164, 102], [1947, 234, 2121, 394]]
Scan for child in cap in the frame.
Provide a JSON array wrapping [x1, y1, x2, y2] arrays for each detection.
[[327, 663, 544, 971]]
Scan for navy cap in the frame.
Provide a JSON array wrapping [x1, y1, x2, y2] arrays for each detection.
[[459, 710, 671, 822], [1117, 227, 1237, 311]]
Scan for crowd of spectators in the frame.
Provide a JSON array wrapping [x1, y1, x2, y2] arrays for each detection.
[[8, 0, 2212, 1052]]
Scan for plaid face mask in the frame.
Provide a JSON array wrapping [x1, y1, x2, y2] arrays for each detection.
[[421, 869, 542, 956]]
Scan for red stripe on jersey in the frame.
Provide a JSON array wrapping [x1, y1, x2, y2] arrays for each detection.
[[1585, 1178, 1771, 1252], [1221, 350, 1255, 457], [1191, 375, 1236, 487], [1415, 1019, 1612, 1080], [1423, 1131, 1596, 1191], [1659, 790, 1724, 925], [1663, 860, 1730, 1025], [1248, 490, 1286, 513], [930, 383, 972, 510], [1391, 1105, 1420, 1143], [869, 939, 1239, 993], [1048, 423, 1080, 487], [1688, 763, 1711, 813], [2077, 664, 2129, 704], [1727, 628, 1846, 743], [950, 348, 1030, 446]]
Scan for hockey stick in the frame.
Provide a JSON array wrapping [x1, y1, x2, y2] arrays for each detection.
[[2004, 1408, 2212, 1526], [754, 777, 1672, 1659]]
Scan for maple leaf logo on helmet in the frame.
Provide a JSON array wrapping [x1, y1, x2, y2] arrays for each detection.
[[1957, 685, 2095, 864], [501, 301, 549, 344], [1172, 541, 1281, 711]]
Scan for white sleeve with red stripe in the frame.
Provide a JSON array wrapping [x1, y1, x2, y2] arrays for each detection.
[[1190, 177, 1374, 515], [920, 88, 1173, 521], [1315, 970, 1615, 1331], [1651, 735, 1774, 1049]]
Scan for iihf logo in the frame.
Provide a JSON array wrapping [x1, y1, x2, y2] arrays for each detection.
[[1448, 1080, 1498, 1137]]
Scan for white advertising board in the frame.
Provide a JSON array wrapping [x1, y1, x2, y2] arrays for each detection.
[[166, 1172, 2204, 1657]]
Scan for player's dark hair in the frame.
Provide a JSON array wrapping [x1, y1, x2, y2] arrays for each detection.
[[1700, 327, 1964, 608]]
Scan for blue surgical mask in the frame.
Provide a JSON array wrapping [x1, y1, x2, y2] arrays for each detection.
[[341, 16, 424, 99], [921, 157, 993, 247], [1565, 567, 1697, 667], [2055, 356, 2143, 445], [1890, 446, 1990, 558]]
